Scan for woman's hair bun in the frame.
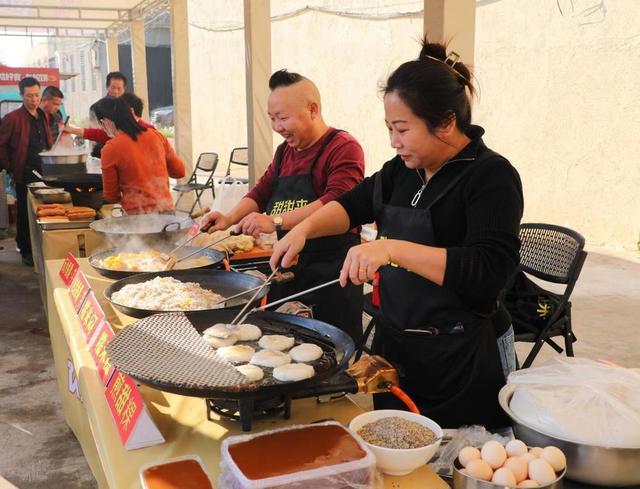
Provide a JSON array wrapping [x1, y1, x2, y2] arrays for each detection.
[[418, 40, 447, 62]]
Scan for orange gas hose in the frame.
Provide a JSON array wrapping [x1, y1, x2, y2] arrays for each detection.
[[260, 294, 268, 307], [222, 258, 231, 272], [389, 385, 420, 414]]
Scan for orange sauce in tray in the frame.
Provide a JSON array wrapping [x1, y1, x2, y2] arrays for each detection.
[[142, 459, 213, 489], [228, 424, 367, 480]]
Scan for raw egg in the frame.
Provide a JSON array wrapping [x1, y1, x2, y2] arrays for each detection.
[[504, 456, 529, 483], [520, 452, 537, 463], [458, 446, 481, 468], [528, 458, 557, 485], [517, 481, 540, 488], [492, 467, 517, 486], [465, 458, 493, 481], [506, 439, 528, 457], [529, 446, 543, 457], [540, 446, 567, 471], [481, 440, 507, 469]]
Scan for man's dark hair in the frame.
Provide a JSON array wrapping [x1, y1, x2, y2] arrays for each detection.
[[19, 76, 40, 94], [120, 92, 144, 118], [268, 69, 303, 90], [106, 71, 127, 87], [92, 96, 146, 141], [42, 86, 64, 99]]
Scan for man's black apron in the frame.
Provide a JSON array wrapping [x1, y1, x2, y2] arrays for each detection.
[[265, 129, 363, 341], [371, 162, 509, 428]]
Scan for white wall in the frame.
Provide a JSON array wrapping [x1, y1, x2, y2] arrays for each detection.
[[474, 0, 640, 249], [186, 0, 638, 249]]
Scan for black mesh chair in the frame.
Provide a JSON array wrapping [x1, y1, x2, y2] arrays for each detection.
[[224, 147, 249, 184], [511, 223, 588, 368], [173, 152, 219, 214]]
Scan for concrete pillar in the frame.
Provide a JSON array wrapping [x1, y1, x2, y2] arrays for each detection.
[[130, 19, 150, 120], [243, 0, 272, 187], [106, 36, 119, 72], [423, 0, 476, 64], [169, 0, 194, 180]]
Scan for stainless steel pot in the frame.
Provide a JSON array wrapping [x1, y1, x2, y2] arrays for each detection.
[[39, 153, 88, 165], [90, 213, 194, 245], [499, 384, 640, 486]]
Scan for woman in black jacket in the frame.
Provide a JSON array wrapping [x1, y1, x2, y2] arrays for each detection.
[[271, 38, 524, 428]]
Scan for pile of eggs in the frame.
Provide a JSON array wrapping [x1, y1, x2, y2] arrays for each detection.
[[457, 439, 566, 487]]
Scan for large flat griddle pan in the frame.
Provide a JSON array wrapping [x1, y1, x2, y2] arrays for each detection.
[[106, 309, 354, 399], [89, 246, 225, 279], [104, 269, 269, 318]]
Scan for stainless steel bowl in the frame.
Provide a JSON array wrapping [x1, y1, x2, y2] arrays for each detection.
[[499, 384, 640, 486], [39, 153, 88, 165], [453, 458, 565, 488]]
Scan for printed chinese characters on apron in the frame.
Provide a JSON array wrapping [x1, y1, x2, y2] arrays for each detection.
[[265, 129, 363, 341]]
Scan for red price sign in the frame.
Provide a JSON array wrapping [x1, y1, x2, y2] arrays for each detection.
[[105, 371, 144, 444], [59, 253, 80, 287], [77, 291, 105, 343], [88, 321, 115, 384], [68, 271, 91, 312]]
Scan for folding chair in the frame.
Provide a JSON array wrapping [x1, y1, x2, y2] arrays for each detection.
[[511, 223, 588, 368], [173, 152, 219, 215], [224, 147, 249, 184]]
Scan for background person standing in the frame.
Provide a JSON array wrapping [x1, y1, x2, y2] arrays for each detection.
[[39, 86, 64, 141], [0, 77, 52, 266]]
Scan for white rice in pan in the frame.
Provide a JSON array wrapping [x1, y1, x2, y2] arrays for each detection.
[[111, 276, 225, 311]]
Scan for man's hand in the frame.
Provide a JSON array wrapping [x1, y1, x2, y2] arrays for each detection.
[[340, 240, 391, 287], [201, 210, 233, 233], [237, 212, 275, 237]]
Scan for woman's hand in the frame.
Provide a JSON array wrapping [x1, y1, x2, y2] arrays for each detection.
[[270, 226, 307, 270], [340, 240, 391, 287], [201, 210, 232, 233], [237, 212, 275, 237]]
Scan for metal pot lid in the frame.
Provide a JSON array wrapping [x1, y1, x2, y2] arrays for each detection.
[[90, 214, 194, 235]]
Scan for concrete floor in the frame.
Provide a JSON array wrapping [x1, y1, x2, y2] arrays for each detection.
[[0, 234, 638, 488]]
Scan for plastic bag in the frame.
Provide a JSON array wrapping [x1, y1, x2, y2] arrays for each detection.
[[429, 425, 510, 477], [212, 177, 248, 215], [508, 356, 640, 447]]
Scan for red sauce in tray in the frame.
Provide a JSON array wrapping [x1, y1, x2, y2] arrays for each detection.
[[142, 459, 213, 489], [228, 424, 367, 480]]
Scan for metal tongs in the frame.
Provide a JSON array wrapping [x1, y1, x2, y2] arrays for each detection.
[[162, 229, 241, 270], [51, 116, 71, 150], [230, 276, 341, 326]]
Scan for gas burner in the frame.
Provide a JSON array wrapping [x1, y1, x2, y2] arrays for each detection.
[[206, 396, 292, 432]]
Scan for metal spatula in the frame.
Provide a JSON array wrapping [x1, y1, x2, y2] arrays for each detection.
[[232, 277, 341, 325], [163, 230, 241, 271]]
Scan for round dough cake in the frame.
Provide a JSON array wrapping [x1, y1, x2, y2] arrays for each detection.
[[204, 334, 237, 348], [235, 364, 264, 382], [258, 334, 295, 351], [216, 344, 255, 363], [273, 363, 315, 382], [250, 350, 291, 368], [235, 323, 262, 341], [289, 343, 323, 362], [203, 323, 234, 339]]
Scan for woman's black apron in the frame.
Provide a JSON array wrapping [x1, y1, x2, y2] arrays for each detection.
[[265, 129, 363, 341], [372, 162, 509, 428]]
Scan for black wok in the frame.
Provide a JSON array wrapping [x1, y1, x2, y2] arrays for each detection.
[[89, 246, 225, 279], [90, 214, 194, 244], [35, 171, 103, 191], [104, 269, 269, 318], [106, 309, 354, 399]]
